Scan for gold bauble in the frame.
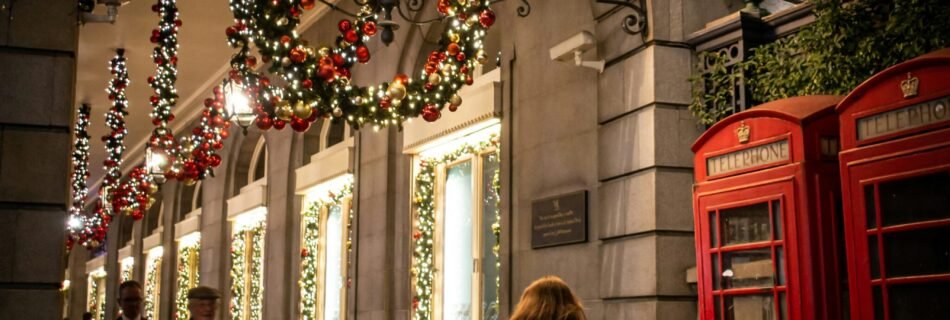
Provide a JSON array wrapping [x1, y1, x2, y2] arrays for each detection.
[[145, 198, 155, 210], [293, 100, 313, 119], [428, 73, 442, 85], [318, 47, 331, 57], [476, 50, 488, 64], [388, 82, 407, 101], [148, 183, 159, 194], [184, 178, 197, 186], [449, 33, 460, 43], [441, 63, 454, 76], [449, 94, 462, 107], [332, 107, 343, 117], [122, 206, 134, 214], [281, 57, 292, 67], [276, 101, 294, 121], [466, 17, 477, 27]]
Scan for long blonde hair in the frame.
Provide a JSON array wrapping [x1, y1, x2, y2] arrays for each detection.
[[509, 276, 586, 320]]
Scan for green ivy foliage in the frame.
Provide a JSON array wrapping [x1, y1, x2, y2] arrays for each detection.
[[691, 0, 950, 125]]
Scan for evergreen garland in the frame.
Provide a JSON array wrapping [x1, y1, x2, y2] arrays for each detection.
[[299, 183, 354, 319], [175, 241, 200, 320]]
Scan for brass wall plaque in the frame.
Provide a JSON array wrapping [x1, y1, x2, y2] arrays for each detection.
[[856, 95, 949, 141], [706, 139, 790, 176], [531, 191, 588, 249]]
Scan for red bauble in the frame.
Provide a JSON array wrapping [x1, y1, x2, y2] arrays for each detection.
[[345, 29, 359, 43], [151, 4, 160, 12], [447, 43, 461, 56], [260, 77, 271, 87], [291, 118, 310, 132], [256, 117, 272, 130], [226, 26, 237, 36], [280, 35, 292, 45], [290, 47, 307, 63], [150, 96, 159, 104], [461, 65, 469, 74], [318, 64, 336, 80], [246, 56, 257, 68], [425, 62, 438, 74], [301, 248, 309, 257], [363, 21, 377, 36], [300, 0, 315, 10], [132, 209, 144, 220], [466, 76, 474, 85], [209, 154, 222, 167], [332, 54, 345, 67], [437, 0, 450, 15], [273, 119, 287, 130], [422, 104, 441, 122], [338, 19, 352, 33], [479, 9, 496, 28], [449, 104, 458, 112], [220, 130, 230, 139], [393, 74, 409, 85], [302, 79, 313, 89], [147, 76, 155, 83], [456, 52, 466, 61], [424, 83, 434, 91], [356, 46, 370, 63], [337, 67, 351, 79], [175, 19, 182, 27], [150, 35, 159, 44], [380, 97, 392, 109]]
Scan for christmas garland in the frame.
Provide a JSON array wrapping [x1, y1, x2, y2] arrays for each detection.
[[114, 165, 156, 220], [226, 0, 495, 131], [121, 260, 133, 282], [88, 273, 106, 320], [146, 0, 182, 178], [176, 241, 200, 319], [299, 183, 354, 319], [67, 104, 92, 250], [145, 256, 163, 320], [103, 49, 130, 222], [411, 134, 500, 320], [230, 220, 265, 320]]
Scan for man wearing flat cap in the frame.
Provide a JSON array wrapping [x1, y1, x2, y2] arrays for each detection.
[[186, 286, 220, 320]]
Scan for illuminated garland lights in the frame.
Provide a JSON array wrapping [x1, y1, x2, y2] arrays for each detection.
[[103, 49, 130, 191], [411, 135, 500, 320], [114, 165, 156, 220], [230, 220, 265, 320], [67, 104, 92, 250], [225, 0, 495, 131], [176, 242, 200, 319], [147, 0, 182, 178], [145, 256, 162, 320], [88, 273, 106, 320], [299, 184, 354, 319]]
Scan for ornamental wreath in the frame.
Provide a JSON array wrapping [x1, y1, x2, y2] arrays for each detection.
[[224, 0, 496, 131]]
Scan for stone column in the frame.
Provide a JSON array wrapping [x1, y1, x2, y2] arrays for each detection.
[[0, 0, 77, 318], [159, 182, 180, 319], [198, 127, 238, 319], [67, 244, 90, 319], [261, 128, 296, 319], [105, 216, 121, 318]]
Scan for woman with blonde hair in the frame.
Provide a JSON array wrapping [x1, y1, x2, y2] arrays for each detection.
[[510, 275, 587, 320]]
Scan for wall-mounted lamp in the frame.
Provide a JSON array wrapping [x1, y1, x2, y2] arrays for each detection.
[[146, 146, 168, 184], [223, 81, 256, 135]]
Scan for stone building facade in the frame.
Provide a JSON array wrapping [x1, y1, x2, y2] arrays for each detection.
[[0, 0, 814, 319]]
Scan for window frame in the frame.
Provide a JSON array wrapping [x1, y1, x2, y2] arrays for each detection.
[[311, 196, 352, 320], [431, 148, 498, 320]]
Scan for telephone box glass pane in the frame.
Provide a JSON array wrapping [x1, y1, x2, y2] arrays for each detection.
[[878, 171, 950, 227], [779, 292, 787, 320], [714, 295, 721, 320], [882, 226, 950, 277], [776, 247, 786, 285], [865, 185, 877, 229], [888, 281, 950, 320], [323, 205, 344, 320], [721, 203, 771, 246], [724, 294, 777, 320], [869, 236, 880, 279], [722, 248, 774, 289], [443, 162, 474, 319], [873, 286, 884, 320], [710, 212, 719, 248], [711, 253, 720, 290], [772, 201, 782, 240]]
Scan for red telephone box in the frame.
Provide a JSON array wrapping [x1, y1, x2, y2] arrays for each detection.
[[692, 96, 847, 320], [836, 49, 950, 320]]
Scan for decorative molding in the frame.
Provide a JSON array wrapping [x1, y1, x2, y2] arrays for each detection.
[[227, 183, 267, 219], [143, 232, 163, 251], [403, 69, 501, 153], [296, 137, 355, 194], [175, 210, 202, 239]]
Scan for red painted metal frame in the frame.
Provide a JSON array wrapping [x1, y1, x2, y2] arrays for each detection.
[[693, 96, 846, 320], [837, 48, 950, 320]]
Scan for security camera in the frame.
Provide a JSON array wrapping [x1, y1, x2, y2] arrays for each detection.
[[549, 31, 605, 73]]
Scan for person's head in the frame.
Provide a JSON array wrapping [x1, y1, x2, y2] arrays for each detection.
[[510, 275, 586, 320], [82, 312, 93, 320], [117, 280, 144, 318], [187, 286, 221, 320]]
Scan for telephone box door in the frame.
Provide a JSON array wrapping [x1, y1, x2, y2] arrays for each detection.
[[697, 180, 800, 320]]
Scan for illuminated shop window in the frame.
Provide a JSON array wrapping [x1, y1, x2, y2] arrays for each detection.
[[145, 246, 164, 320], [176, 233, 201, 319], [87, 269, 107, 320], [230, 209, 266, 320], [299, 176, 354, 320]]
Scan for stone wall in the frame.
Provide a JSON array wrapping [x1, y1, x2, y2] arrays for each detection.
[[0, 0, 78, 318]]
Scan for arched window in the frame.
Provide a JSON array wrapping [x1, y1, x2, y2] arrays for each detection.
[[250, 137, 267, 183]]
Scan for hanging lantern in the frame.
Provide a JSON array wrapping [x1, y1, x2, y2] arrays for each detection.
[[224, 81, 256, 134], [146, 146, 168, 184]]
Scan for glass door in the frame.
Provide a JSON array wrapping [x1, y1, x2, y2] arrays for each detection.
[[848, 146, 950, 320], [699, 182, 796, 320]]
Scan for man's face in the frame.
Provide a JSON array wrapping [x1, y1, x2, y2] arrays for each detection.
[[117, 286, 144, 318], [188, 298, 217, 320]]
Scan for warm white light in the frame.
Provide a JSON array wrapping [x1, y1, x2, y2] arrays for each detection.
[[178, 232, 201, 247], [121, 257, 135, 268], [233, 206, 267, 231], [418, 121, 500, 158], [67, 216, 82, 229], [147, 246, 164, 259], [303, 174, 354, 203], [225, 82, 255, 131]]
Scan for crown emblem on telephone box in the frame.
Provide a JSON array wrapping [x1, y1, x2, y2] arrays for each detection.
[[901, 72, 919, 99], [736, 121, 750, 144]]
